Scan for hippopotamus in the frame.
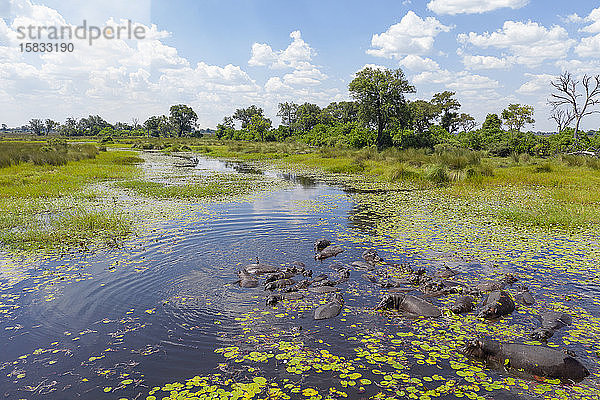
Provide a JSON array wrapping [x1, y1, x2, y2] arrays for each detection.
[[243, 259, 280, 275], [309, 286, 340, 294], [351, 261, 375, 271], [284, 292, 304, 300], [315, 245, 344, 260], [478, 290, 515, 319], [476, 274, 518, 292], [514, 286, 535, 305], [266, 294, 282, 306], [375, 294, 441, 317], [312, 278, 337, 287], [434, 266, 459, 278], [451, 295, 476, 314], [265, 278, 295, 291], [462, 337, 589, 382], [314, 293, 344, 320], [314, 238, 331, 253], [265, 271, 295, 283], [362, 249, 383, 264], [237, 269, 258, 288], [531, 311, 572, 341], [285, 279, 312, 292]]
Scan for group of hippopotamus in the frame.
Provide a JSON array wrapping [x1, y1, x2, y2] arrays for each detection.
[[233, 239, 590, 382]]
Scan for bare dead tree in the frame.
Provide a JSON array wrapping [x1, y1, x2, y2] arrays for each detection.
[[131, 117, 140, 129], [548, 108, 575, 134], [549, 72, 600, 147]]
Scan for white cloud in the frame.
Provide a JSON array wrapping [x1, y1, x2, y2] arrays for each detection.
[[248, 30, 315, 70], [460, 54, 514, 69], [561, 13, 583, 24], [282, 67, 327, 86], [516, 73, 555, 95], [582, 7, 600, 33], [555, 59, 600, 76], [398, 55, 440, 71], [412, 69, 499, 91], [427, 0, 528, 15], [575, 33, 600, 57], [458, 21, 575, 66], [367, 11, 451, 59]]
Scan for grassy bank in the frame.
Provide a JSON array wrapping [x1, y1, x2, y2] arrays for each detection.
[[0, 147, 142, 251], [183, 139, 600, 231]]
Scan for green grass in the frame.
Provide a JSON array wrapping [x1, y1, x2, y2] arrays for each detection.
[[0, 148, 141, 251], [0, 141, 99, 168]]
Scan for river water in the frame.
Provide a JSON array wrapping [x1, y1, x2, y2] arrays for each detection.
[[0, 152, 598, 400]]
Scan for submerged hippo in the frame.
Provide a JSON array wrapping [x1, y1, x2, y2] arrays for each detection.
[[314, 293, 344, 320], [351, 260, 375, 271], [375, 294, 441, 317], [265, 294, 282, 306], [476, 274, 518, 292], [265, 271, 295, 283], [434, 266, 459, 279], [265, 278, 296, 291], [309, 286, 340, 294], [531, 311, 572, 341], [362, 249, 383, 264], [478, 290, 515, 319], [243, 259, 280, 275], [237, 269, 258, 288], [514, 286, 535, 306], [462, 337, 589, 382], [315, 245, 344, 260], [314, 238, 331, 253], [451, 295, 476, 314]]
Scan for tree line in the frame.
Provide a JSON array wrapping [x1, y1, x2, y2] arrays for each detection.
[[216, 68, 600, 156], [19, 105, 204, 138]]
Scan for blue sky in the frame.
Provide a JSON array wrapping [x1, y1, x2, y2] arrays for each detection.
[[1, 0, 599, 131]]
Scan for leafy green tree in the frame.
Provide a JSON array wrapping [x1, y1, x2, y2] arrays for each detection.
[[457, 113, 476, 133], [349, 67, 415, 149], [319, 101, 359, 125], [295, 103, 321, 133], [60, 117, 78, 136], [247, 114, 272, 141], [169, 105, 198, 137], [216, 116, 235, 139], [233, 105, 264, 129], [44, 119, 58, 134], [409, 100, 438, 132], [277, 102, 298, 136], [501, 104, 535, 132], [29, 119, 44, 135], [431, 91, 461, 133]]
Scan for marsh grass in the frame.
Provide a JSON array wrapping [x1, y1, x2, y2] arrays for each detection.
[[0, 141, 98, 168], [0, 147, 140, 251]]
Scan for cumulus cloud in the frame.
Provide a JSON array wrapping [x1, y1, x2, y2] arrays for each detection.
[[367, 11, 451, 59], [575, 33, 600, 57], [398, 55, 440, 71], [582, 7, 600, 33], [248, 30, 315, 70], [458, 21, 575, 65], [516, 73, 555, 95], [460, 53, 514, 70], [427, 0, 529, 15]]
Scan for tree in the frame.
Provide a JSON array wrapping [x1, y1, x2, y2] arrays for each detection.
[[144, 116, 163, 137], [233, 105, 263, 129], [549, 72, 600, 146], [431, 91, 461, 133], [295, 103, 321, 132], [319, 101, 358, 125], [457, 113, 476, 133], [549, 108, 575, 134], [1, 123, 7, 131], [349, 67, 415, 149], [277, 102, 298, 136], [60, 117, 78, 136], [409, 100, 438, 132], [501, 104, 535, 132], [215, 116, 235, 139], [247, 114, 272, 141], [29, 119, 44, 135], [44, 119, 58, 134], [169, 104, 198, 137]]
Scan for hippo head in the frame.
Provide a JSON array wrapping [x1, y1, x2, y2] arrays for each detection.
[[375, 294, 393, 310], [504, 274, 518, 284], [461, 338, 500, 360]]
